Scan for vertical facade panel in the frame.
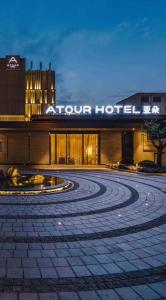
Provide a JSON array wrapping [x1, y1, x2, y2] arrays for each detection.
[[30, 133, 50, 164], [7, 133, 29, 163]]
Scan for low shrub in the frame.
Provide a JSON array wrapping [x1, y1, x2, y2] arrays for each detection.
[[138, 160, 157, 168]]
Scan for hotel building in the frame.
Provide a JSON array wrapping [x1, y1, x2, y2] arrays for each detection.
[[0, 55, 165, 166]]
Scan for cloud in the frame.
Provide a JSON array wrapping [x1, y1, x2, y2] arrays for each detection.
[[116, 21, 131, 32], [0, 18, 161, 105]]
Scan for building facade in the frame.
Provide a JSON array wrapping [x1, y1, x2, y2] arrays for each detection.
[[0, 114, 165, 166], [117, 92, 166, 114], [0, 55, 56, 121], [0, 55, 165, 166]]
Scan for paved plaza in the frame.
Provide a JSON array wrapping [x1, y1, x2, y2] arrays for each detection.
[[0, 170, 166, 299]]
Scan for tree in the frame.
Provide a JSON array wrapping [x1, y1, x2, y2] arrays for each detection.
[[144, 120, 166, 167]]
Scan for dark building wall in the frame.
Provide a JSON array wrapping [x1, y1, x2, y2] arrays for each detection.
[[0, 56, 25, 115], [7, 133, 29, 163], [0, 132, 50, 164], [29, 133, 50, 164]]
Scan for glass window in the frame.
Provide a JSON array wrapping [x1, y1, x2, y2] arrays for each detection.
[[153, 96, 161, 103], [67, 134, 82, 164], [84, 134, 98, 165], [141, 96, 149, 104], [56, 133, 98, 165], [56, 134, 66, 164]]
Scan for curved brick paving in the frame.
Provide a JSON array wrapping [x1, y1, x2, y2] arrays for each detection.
[[0, 170, 166, 300]]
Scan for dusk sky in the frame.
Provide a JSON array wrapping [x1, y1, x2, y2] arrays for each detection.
[[0, 0, 166, 105]]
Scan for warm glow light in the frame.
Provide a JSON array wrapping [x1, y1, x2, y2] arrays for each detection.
[[45, 105, 160, 115]]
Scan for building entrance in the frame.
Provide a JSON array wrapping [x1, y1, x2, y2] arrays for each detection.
[[55, 133, 98, 165]]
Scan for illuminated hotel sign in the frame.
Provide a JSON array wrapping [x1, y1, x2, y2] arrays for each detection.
[[46, 105, 160, 115], [6, 56, 20, 70]]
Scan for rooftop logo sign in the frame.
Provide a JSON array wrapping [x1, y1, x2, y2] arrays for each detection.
[[45, 105, 160, 115], [6, 56, 20, 70]]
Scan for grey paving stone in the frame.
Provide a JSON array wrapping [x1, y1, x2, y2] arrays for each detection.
[[14, 250, 27, 258], [56, 266, 75, 277], [0, 293, 18, 300], [155, 254, 166, 264], [103, 263, 123, 274], [108, 253, 125, 262], [95, 254, 111, 264], [24, 268, 41, 278], [19, 293, 38, 300], [16, 243, 28, 250], [2, 243, 15, 250], [116, 287, 143, 299], [58, 291, 80, 300], [55, 249, 70, 258], [82, 247, 97, 255], [22, 258, 37, 268], [68, 248, 84, 256], [79, 290, 101, 300], [0, 258, 6, 267], [72, 265, 91, 276], [81, 255, 98, 265], [133, 284, 160, 299], [142, 257, 162, 267], [40, 267, 58, 278], [41, 250, 56, 258], [37, 258, 53, 267], [0, 250, 12, 258], [7, 268, 23, 279], [51, 257, 69, 267], [39, 293, 59, 300], [28, 250, 42, 258], [149, 282, 166, 297], [131, 259, 151, 270], [7, 258, 21, 268], [116, 261, 138, 272], [42, 243, 55, 250], [97, 289, 121, 299], [87, 264, 108, 275], [92, 246, 109, 254], [29, 243, 43, 250], [0, 268, 6, 277], [67, 257, 84, 266]]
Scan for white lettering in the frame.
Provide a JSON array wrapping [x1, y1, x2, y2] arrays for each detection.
[[132, 106, 140, 114], [95, 106, 105, 114], [105, 105, 114, 114], [45, 106, 56, 114], [151, 105, 160, 114], [143, 106, 151, 114], [114, 105, 123, 113], [56, 106, 64, 113], [45, 105, 160, 116], [83, 106, 91, 114], [124, 105, 132, 113], [65, 106, 74, 114], [74, 106, 83, 114]]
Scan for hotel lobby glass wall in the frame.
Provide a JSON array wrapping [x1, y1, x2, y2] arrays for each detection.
[[55, 133, 98, 165]]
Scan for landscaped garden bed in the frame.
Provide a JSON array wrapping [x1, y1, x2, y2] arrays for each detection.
[[106, 160, 166, 173]]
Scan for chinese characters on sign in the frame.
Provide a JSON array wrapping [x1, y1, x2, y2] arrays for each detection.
[[45, 105, 160, 115]]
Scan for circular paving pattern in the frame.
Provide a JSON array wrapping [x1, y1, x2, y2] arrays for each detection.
[[0, 170, 166, 300]]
